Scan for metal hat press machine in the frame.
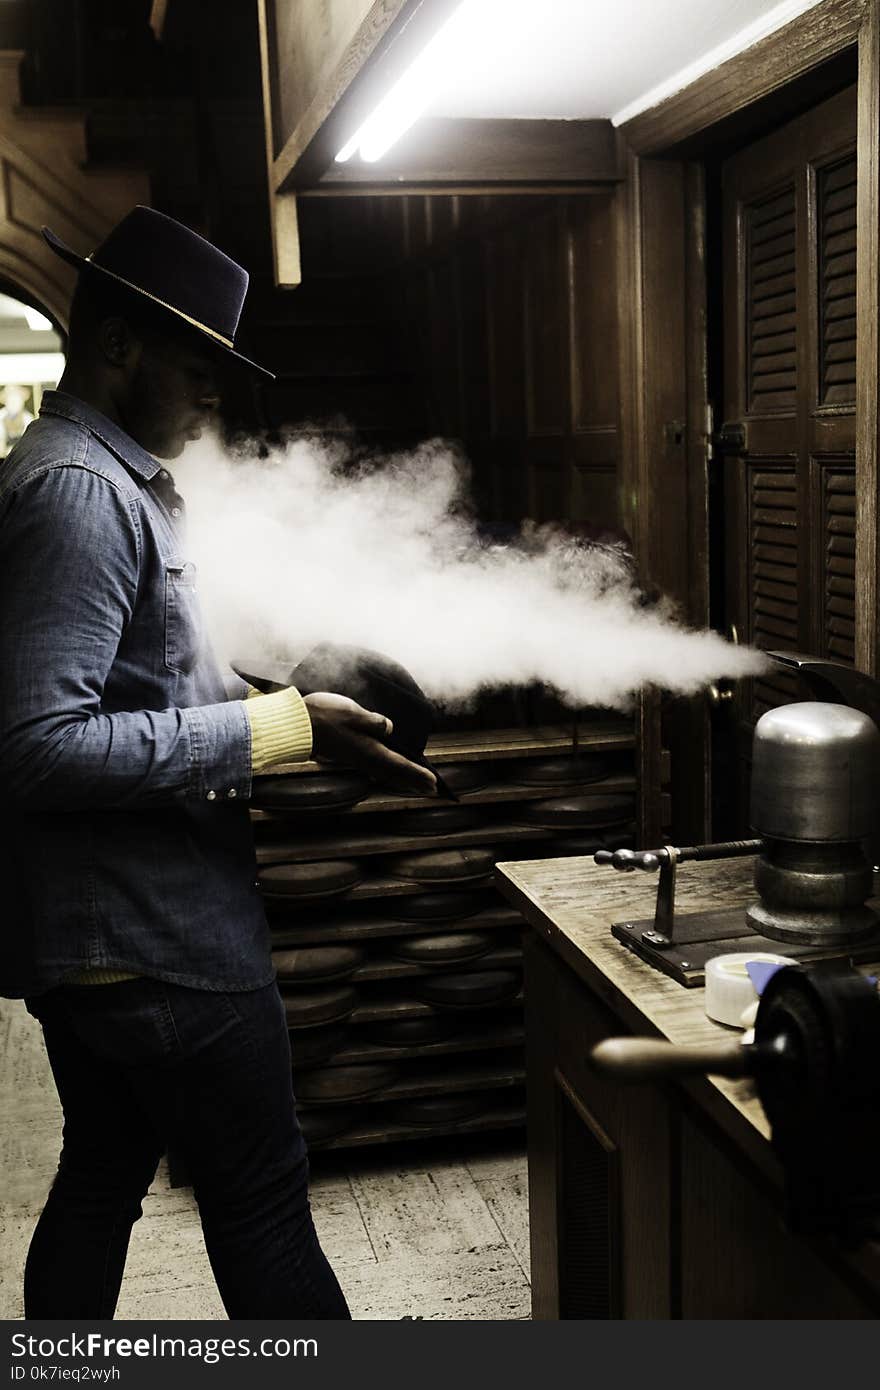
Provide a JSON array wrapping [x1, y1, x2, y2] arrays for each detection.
[[596, 651, 880, 988], [591, 651, 880, 1241]]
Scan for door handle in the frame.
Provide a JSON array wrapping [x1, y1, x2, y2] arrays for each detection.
[[715, 420, 748, 455], [708, 632, 738, 706], [707, 682, 734, 706]]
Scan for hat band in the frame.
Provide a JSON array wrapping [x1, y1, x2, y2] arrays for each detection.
[[85, 254, 235, 349]]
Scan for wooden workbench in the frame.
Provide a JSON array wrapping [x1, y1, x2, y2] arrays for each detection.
[[495, 853, 880, 1319]]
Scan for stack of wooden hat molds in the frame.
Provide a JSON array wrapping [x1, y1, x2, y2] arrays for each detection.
[[253, 724, 636, 1149]]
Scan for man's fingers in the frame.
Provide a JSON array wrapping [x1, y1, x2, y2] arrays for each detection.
[[302, 692, 427, 790], [347, 705, 393, 741], [350, 736, 436, 794]]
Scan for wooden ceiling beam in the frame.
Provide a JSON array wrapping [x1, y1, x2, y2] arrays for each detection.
[[314, 117, 620, 187], [620, 0, 865, 156]]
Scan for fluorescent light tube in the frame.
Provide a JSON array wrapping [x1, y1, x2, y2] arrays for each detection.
[[336, 0, 474, 164]]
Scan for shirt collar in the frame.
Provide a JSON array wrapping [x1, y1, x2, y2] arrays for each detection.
[[39, 390, 162, 482]]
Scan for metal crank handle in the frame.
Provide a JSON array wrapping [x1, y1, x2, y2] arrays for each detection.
[[594, 840, 761, 873], [593, 848, 662, 872], [681, 838, 762, 863], [590, 1036, 748, 1080]]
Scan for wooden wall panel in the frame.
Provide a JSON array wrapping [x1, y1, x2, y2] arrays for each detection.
[[566, 197, 621, 533], [529, 451, 567, 523], [238, 189, 621, 536], [569, 198, 619, 433], [426, 258, 464, 436], [245, 194, 428, 442], [396, 191, 623, 533], [570, 463, 618, 527], [458, 240, 491, 441], [488, 226, 528, 443], [525, 207, 567, 436]]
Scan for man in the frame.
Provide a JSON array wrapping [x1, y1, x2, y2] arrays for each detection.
[[0, 206, 435, 1319]]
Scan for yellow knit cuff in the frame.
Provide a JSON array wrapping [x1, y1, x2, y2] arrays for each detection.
[[245, 687, 313, 771]]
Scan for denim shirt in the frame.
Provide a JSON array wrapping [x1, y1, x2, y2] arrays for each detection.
[[0, 391, 274, 998]]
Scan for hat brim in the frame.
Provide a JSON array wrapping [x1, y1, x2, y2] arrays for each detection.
[[42, 225, 276, 381]]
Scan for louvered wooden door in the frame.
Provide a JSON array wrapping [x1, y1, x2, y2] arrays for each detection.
[[720, 84, 856, 824]]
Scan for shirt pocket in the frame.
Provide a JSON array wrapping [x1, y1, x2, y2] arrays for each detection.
[[164, 560, 203, 675]]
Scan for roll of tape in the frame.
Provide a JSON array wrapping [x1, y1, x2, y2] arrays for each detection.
[[704, 952, 797, 1028]]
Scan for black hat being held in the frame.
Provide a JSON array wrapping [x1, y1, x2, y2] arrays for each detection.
[[236, 643, 460, 801]]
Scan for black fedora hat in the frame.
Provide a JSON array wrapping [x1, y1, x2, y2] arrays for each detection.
[[42, 205, 274, 379]]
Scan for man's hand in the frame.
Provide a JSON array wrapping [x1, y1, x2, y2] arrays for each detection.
[[303, 691, 437, 796]]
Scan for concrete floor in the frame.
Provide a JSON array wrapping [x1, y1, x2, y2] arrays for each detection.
[[0, 998, 530, 1320]]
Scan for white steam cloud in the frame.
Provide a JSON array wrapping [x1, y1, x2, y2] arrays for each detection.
[[173, 432, 768, 710]]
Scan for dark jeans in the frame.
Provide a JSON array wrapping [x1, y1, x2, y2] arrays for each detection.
[[23, 977, 350, 1319]]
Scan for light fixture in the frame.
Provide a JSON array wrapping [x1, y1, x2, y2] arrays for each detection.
[[22, 305, 52, 332], [0, 352, 65, 385], [336, 0, 474, 164], [0, 292, 54, 332]]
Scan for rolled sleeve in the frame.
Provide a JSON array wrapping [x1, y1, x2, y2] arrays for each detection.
[[245, 687, 313, 771]]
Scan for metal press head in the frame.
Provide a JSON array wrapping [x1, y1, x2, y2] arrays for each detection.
[[750, 701, 880, 843], [747, 699, 880, 945]]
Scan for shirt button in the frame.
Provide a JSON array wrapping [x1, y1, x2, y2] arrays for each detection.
[[171, 506, 182, 518], [159, 469, 170, 479], [227, 788, 237, 799], [206, 790, 217, 801]]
